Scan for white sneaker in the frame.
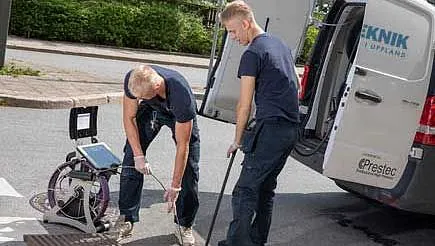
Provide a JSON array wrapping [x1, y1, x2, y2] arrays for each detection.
[[174, 225, 195, 245], [117, 221, 133, 241]]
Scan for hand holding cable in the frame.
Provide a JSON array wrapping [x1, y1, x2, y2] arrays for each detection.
[[164, 186, 181, 213], [133, 155, 152, 175]]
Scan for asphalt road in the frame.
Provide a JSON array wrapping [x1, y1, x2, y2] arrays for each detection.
[[1, 104, 435, 246]]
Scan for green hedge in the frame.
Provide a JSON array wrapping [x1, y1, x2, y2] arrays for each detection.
[[298, 25, 319, 64], [9, 0, 319, 61], [9, 0, 213, 55]]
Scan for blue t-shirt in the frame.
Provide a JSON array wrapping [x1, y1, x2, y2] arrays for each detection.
[[238, 33, 299, 123], [124, 65, 197, 123]]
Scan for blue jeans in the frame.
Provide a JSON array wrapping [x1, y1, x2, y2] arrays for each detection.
[[118, 104, 200, 227], [225, 118, 298, 246]]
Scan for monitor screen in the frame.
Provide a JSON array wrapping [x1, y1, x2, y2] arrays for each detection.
[[77, 143, 121, 169], [69, 106, 98, 139], [77, 113, 91, 130]]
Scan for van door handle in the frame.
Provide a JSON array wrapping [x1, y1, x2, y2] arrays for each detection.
[[355, 67, 367, 76], [355, 90, 382, 103]]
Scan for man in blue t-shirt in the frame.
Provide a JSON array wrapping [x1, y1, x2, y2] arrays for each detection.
[[218, 1, 299, 246], [119, 64, 199, 245]]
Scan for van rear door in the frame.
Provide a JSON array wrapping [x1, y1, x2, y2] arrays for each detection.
[[323, 0, 435, 189], [199, 0, 315, 123]]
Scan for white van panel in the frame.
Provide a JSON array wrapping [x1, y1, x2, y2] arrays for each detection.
[[201, 0, 315, 123], [357, 1, 432, 80], [324, 0, 435, 189]]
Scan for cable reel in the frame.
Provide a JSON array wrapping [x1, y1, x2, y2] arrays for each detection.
[[43, 106, 118, 233]]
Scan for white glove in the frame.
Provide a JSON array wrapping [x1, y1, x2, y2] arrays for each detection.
[[133, 155, 151, 175], [164, 186, 181, 213]]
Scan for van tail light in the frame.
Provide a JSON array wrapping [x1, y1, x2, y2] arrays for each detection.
[[414, 96, 435, 145], [298, 64, 310, 100]]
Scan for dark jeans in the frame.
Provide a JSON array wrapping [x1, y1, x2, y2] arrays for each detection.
[[225, 118, 298, 246], [118, 104, 200, 227]]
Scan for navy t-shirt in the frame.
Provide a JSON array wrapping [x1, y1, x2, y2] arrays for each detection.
[[124, 65, 197, 123], [238, 33, 299, 123]]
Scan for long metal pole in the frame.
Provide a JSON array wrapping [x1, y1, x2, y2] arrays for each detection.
[[0, 0, 12, 68], [206, 0, 225, 86], [205, 151, 237, 246]]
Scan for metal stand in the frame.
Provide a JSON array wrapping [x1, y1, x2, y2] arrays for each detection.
[[0, 0, 12, 68], [43, 180, 98, 233]]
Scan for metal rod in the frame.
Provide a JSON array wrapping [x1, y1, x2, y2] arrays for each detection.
[[206, 0, 225, 86], [0, 0, 12, 68], [205, 151, 237, 246]]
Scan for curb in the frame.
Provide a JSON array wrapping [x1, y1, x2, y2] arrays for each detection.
[[7, 45, 210, 69], [0, 91, 205, 109], [8, 35, 211, 59]]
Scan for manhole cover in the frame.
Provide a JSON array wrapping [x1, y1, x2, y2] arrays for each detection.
[[29, 192, 50, 213]]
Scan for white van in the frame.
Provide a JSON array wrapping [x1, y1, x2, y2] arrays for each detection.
[[200, 0, 435, 215]]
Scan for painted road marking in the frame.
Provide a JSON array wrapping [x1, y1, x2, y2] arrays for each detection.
[[0, 217, 39, 243], [0, 178, 23, 197], [0, 217, 37, 225], [0, 236, 15, 242], [0, 179, 42, 243], [0, 227, 13, 233], [0, 227, 14, 243]]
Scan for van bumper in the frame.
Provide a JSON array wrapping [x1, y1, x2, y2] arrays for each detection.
[[334, 144, 435, 215]]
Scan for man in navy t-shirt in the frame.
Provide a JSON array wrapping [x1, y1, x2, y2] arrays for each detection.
[[119, 65, 199, 245], [218, 1, 299, 246]]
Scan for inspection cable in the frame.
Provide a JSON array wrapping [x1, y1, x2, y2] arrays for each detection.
[[101, 165, 184, 245]]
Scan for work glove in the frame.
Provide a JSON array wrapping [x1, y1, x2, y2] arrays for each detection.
[[164, 186, 181, 213], [133, 155, 151, 175], [226, 142, 240, 158]]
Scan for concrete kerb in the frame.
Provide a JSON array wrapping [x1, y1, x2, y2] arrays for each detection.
[[0, 94, 75, 109], [0, 91, 205, 109], [6, 45, 210, 69]]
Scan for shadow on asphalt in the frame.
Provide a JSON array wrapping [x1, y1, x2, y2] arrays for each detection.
[[108, 189, 435, 246], [12, 189, 435, 246]]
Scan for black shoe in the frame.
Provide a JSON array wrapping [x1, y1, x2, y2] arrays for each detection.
[[217, 240, 228, 246]]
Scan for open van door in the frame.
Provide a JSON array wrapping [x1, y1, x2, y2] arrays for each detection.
[[199, 0, 315, 123], [323, 0, 435, 189]]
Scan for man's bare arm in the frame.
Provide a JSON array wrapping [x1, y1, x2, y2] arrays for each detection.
[[234, 75, 256, 145], [122, 96, 143, 156], [171, 120, 193, 188]]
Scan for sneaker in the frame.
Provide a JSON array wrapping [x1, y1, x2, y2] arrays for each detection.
[[117, 221, 133, 241], [174, 225, 195, 245]]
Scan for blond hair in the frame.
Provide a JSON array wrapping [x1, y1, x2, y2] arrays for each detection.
[[128, 65, 159, 98], [220, 0, 253, 23]]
